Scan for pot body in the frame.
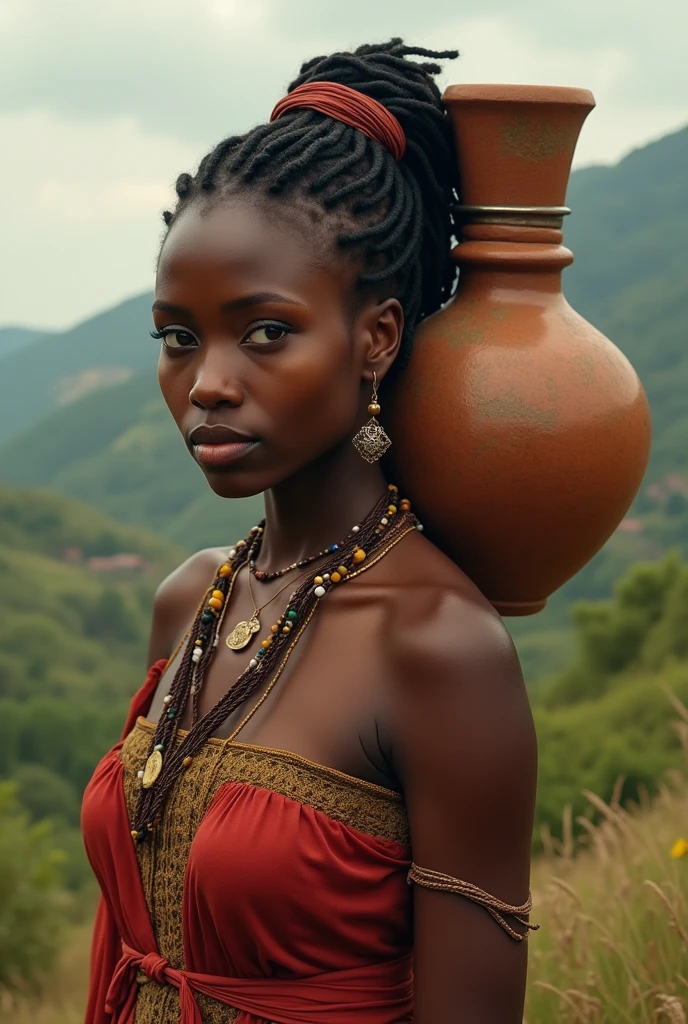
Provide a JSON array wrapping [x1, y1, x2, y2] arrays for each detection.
[[388, 86, 651, 615]]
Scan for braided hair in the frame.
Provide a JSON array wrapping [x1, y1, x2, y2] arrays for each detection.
[[160, 39, 459, 370]]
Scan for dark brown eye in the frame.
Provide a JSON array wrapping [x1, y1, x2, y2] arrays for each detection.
[[155, 328, 199, 351], [245, 325, 289, 345]]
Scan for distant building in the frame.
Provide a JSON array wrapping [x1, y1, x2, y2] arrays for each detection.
[[616, 518, 644, 534], [88, 553, 145, 571], [61, 546, 84, 563], [645, 473, 688, 502]]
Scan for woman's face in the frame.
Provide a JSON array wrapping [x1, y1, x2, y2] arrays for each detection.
[[154, 200, 400, 499]]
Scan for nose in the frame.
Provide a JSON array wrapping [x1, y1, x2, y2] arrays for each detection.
[[189, 348, 244, 410]]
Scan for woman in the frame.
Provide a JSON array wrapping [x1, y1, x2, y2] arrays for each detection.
[[82, 39, 538, 1024]]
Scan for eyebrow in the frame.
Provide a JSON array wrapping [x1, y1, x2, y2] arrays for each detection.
[[151, 292, 306, 316]]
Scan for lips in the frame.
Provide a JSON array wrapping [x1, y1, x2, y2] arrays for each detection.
[[188, 424, 259, 469]]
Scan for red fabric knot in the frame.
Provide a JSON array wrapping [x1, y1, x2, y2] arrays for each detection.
[[140, 951, 170, 985], [106, 944, 204, 1024], [270, 81, 406, 161]]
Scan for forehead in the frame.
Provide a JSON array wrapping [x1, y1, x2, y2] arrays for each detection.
[[156, 200, 350, 306]]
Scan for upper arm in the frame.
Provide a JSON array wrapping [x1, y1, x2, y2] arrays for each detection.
[[147, 547, 227, 665], [392, 593, 537, 1023]]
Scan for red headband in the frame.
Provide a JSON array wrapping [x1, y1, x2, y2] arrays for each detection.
[[270, 81, 406, 161]]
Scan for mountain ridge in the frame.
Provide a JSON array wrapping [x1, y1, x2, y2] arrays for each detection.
[[0, 326, 51, 360], [0, 292, 157, 441]]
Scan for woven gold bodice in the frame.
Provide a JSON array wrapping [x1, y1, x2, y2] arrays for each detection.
[[120, 718, 409, 1024]]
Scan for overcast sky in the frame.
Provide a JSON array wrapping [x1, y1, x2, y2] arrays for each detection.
[[1, 0, 686, 331]]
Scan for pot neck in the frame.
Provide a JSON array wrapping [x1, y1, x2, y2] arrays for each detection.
[[451, 239, 574, 279]]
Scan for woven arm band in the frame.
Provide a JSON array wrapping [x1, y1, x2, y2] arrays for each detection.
[[407, 862, 540, 942]]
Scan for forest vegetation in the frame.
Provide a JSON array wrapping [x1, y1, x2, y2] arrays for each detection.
[[0, 483, 182, 900]]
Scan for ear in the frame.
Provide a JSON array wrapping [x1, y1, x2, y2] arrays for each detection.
[[355, 297, 405, 382]]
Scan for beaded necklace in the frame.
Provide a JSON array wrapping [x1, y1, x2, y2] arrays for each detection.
[[248, 511, 372, 581], [132, 484, 419, 843]]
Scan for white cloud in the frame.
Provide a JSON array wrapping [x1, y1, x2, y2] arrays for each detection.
[[0, 0, 286, 142], [4, 0, 686, 142], [0, 111, 195, 328], [1, 0, 686, 328]]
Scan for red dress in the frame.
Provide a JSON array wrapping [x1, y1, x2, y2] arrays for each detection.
[[81, 661, 414, 1023]]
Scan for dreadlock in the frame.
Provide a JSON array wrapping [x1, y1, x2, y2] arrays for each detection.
[[160, 39, 459, 369]]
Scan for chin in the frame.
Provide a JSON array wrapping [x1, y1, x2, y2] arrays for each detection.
[[191, 441, 332, 499], [200, 467, 268, 501]]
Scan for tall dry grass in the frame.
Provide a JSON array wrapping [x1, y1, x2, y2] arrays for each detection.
[[9, 694, 688, 1024], [526, 690, 688, 1022], [1, 919, 91, 1024]]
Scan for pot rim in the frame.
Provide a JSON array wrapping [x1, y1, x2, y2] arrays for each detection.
[[443, 83, 595, 108]]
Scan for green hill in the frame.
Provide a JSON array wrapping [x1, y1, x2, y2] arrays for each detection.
[[507, 126, 688, 674], [0, 483, 184, 886], [0, 293, 158, 441], [0, 327, 49, 360], [531, 549, 688, 845], [565, 125, 688, 485], [0, 125, 686, 679], [0, 368, 263, 546]]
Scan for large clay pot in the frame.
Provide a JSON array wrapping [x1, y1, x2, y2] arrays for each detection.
[[388, 85, 651, 616]]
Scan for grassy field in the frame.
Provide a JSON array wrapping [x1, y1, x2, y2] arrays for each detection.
[[4, 919, 92, 1024], [526, 714, 688, 1021], [8, 707, 688, 1024]]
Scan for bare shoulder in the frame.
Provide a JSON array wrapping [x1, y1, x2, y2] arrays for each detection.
[[382, 529, 520, 677], [147, 545, 230, 663], [383, 532, 537, 892]]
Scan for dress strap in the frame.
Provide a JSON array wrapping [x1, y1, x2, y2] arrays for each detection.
[[407, 862, 539, 942], [121, 659, 169, 740]]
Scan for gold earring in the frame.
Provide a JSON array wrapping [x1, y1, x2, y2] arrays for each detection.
[[352, 372, 392, 463]]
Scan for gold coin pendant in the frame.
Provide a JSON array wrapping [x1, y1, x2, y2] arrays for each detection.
[[225, 616, 260, 651]]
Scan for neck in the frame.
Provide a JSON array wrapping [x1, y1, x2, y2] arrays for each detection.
[[256, 441, 388, 572]]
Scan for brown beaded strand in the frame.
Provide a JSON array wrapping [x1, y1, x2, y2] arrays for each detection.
[[189, 564, 241, 727], [407, 863, 539, 942], [131, 525, 262, 835], [249, 509, 373, 581], [131, 485, 415, 842]]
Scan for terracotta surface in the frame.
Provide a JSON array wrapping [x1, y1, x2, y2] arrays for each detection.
[[388, 84, 651, 615]]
